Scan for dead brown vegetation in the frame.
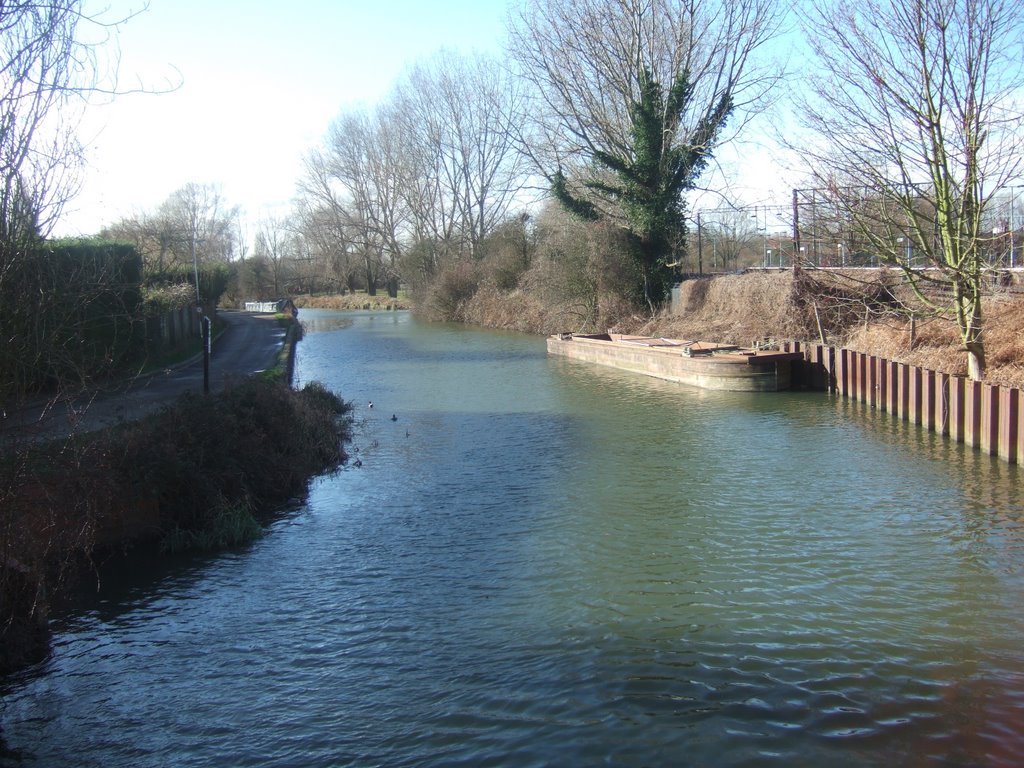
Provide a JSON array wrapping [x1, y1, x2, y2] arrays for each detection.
[[295, 293, 411, 311], [841, 297, 1024, 389], [631, 269, 1024, 389], [634, 271, 815, 343], [428, 265, 1024, 388]]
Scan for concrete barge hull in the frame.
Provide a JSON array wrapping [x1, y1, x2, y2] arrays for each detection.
[[547, 335, 799, 392]]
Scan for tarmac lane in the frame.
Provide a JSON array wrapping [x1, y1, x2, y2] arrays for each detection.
[[1, 310, 287, 444]]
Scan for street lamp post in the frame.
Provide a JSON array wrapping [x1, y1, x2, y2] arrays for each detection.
[[1010, 185, 1023, 269], [1011, 195, 1016, 269], [191, 230, 200, 306], [762, 208, 768, 267]]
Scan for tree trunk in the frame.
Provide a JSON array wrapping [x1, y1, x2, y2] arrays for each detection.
[[966, 341, 986, 382], [953, 274, 986, 381]]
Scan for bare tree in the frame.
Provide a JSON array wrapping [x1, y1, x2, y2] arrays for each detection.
[[159, 183, 239, 264], [102, 212, 179, 272], [1, 1, 89, 242], [106, 184, 240, 269], [794, 0, 1024, 380], [329, 108, 406, 294], [298, 110, 403, 296], [233, 216, 251, 263], [0, 2, 175, 242], [390, 50, 529, 261], [293, 193, 358, 294], [299, 51, 528, 296], [253, 215, 294, 297]]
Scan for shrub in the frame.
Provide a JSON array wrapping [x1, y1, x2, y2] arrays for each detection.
[[478, 216, 534, 292], [421, 260, 482, 321], [112, 378, 352, 548], [0, 238, 144, 399]]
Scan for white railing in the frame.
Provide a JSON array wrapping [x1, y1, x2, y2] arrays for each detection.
[[244, 301, 281, 312]]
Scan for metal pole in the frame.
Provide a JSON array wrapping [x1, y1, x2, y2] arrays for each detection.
[[191, 231, 202, 335], [202, 315, 211, 394], [762, 206, 767, 268], [697, 211, 703, 276], [1011, 188, 1017, 269], [191, 231, 200, 304], [792, 189, 801, 258]]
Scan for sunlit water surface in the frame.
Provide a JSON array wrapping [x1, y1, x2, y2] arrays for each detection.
[[3, 310, 1024, 767]]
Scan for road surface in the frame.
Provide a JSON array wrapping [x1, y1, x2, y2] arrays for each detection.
[[2, 311, 287, 444]]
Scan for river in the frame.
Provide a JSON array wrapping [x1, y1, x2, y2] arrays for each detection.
[[2, 309, 1023, 767]]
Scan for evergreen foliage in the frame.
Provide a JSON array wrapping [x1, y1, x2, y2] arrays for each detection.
[[0, 238, 145, 399], [553, 68, 732, 308]]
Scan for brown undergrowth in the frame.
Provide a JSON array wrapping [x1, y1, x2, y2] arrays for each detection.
[[295, 293, 411, 311], [632, 269, 1024, 389], [448, 266, 1023, 388], [1, 378, 353, 675]]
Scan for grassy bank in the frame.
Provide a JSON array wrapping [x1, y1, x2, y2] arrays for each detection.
[[1, 353, 353, 675]]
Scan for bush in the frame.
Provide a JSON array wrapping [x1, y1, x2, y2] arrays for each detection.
[[142, 282, 195, 314], [145, 262, 229, 306], [0, 321, 351, 672], [111, 378, 352, 548], [420, 260, 482, 321], [478, 216, 534, 291], [0, 238, 144, 399]]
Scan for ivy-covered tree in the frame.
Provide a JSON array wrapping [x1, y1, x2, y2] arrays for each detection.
[[509, 0, 780, 310], [553, 68, 731, 307]]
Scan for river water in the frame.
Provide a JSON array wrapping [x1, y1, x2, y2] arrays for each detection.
[[3, 309, 1024, 767]]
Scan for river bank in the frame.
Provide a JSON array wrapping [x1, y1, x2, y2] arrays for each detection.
[[0, 318, 354, 675], [444, 269, 1024, 390]]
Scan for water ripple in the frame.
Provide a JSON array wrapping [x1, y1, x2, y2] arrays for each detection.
[[3, 312, 1024, 767]]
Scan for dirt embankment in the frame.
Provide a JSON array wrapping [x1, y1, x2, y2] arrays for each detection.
[[300, 270, 1024, 388], [633, 269, 1024, 390]]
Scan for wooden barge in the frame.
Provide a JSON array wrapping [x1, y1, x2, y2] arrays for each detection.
[[546, 333, 803, 392]]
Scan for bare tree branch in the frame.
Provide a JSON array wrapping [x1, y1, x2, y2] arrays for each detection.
[[792, 0, 1024, 379]]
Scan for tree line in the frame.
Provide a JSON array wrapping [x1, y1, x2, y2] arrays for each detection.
[[3, 0, 1022, 382]]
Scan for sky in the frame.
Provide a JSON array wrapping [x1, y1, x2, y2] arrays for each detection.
[[59, 0, 511, 237], [59, 0, 797, 239]]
